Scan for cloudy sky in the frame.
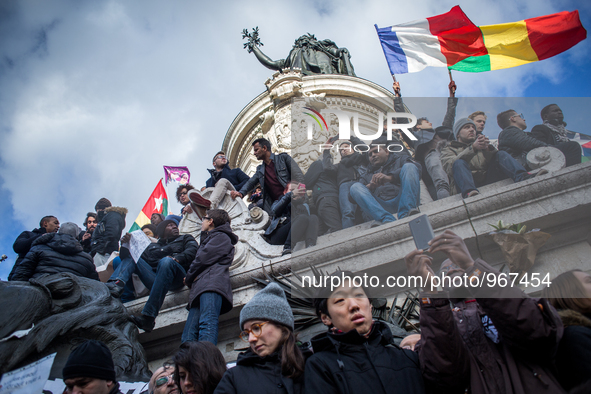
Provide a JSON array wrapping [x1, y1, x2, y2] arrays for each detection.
[[1, 0, 589, 279]]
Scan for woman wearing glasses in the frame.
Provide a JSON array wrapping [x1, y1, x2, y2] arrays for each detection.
[[173, 341, 227, 394], [214, 283, 307, 394]]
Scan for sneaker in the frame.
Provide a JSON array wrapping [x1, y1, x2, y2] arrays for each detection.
[[188, 190, 211, 209], [408, 208, 421, 217], [130, 314, 156, 332], [106, 280, 125, 298], [282, 248, 292, 256], [535, 168, 549, 177], [466, 190, 480, 198]]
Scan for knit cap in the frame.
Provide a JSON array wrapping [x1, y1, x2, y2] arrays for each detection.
[[453, 118, 477, 138], [240, 283, 294, 330], [95, 198, 112, 211], [62, 340, 117, 382]]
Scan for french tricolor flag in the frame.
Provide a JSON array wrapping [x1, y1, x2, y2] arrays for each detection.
[[375, 6, 485, 74]]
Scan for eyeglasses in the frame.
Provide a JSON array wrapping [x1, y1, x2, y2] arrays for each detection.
[[511, 113, 525, 120], [240, 321, 270, 342], [180, 192, 188, 196], [203, 216, 212, 221], [215, 155, 226, 160], [154, 374, 174, 388]]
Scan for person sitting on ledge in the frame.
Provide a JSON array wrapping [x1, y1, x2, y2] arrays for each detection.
[[107, 219, 198, 332], [349, 135, 421, 225], [531, 104, 583, 167], [497, 109, 549, 170], [440, 118, 542, 199], [11, 222, 98, 282]]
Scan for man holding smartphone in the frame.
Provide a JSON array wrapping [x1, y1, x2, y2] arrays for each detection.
[[404, 230, 565, 393]]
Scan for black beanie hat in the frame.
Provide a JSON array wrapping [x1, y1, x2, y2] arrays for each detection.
[[62, 340, 117, 382], [95, 198, 112, 211]]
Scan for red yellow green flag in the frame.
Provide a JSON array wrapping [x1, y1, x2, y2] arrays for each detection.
[[450, 10, 586, 72], [129, 180, 169, 232]]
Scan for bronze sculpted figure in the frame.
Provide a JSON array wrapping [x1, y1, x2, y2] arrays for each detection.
[[243, 27, 356, 76]]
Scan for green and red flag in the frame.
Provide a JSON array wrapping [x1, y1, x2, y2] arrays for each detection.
[[129, 179, 169, 232]]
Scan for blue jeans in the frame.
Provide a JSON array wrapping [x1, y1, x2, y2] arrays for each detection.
[[452, 150, 531, 198], [350, 163, 421, 223], [112, 257, 136, 303], [110, 256, 186, 318], [181, 292, 223, 344], [339, 181, 358, 229]]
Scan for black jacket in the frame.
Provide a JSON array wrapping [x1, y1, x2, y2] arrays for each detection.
[[91, 206, 127, 256], [305, 321, 425, 394], [214, 349, 305, 394], [206, 164, 250, 191], [123, 233, 199, 271], [322, 136, 369, 187], [555, 309, 591, 392], [359, 153, 421, 201], [9, 227, 47, 280], [185, 223, 237, 315], [10, 233, 99, 281], [498, 125, 548, 168], [78, 230, 93, 254], [305, 158, 338, 204], [238, 153, 304, 214], [408, 97, 457, 161]]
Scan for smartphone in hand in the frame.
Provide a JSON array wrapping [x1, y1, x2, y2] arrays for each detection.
[[409, 214, 434, 251]]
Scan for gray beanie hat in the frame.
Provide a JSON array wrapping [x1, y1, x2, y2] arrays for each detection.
[[59, 222, 81, 238], [453, 118, 477, 138], [239, 283, 294, 330]]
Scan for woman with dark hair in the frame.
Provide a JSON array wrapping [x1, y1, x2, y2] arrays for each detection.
[[173, 341, 226, 394], [542, 269, 591, 392], [214, 283, 306, 394]]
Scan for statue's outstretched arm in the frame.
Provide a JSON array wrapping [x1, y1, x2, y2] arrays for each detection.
[[251, 45, 285, 71]]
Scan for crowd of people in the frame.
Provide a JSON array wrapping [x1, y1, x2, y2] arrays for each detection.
[[4, 83, 588, 394], [56, 230, 591, 393]]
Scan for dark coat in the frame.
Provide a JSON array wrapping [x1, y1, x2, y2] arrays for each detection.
[[185, 223, 237, 315], [305, 320, 425, 394], [214, 349, 305, 394], [206, 164, 250, 191], [9, 227, 47, 280], [359, 152, 421, 201], [91, 206, 127, 256], [264, 193, 310, 237], [304, 158, 338, 204], [554, 309, 591, 392], [409, 97, 457, 160], [417, 258, 565, 394], [10, 233, 99, 281], [78, 230, 93, 254], [125, 233, 198, 271], [238, 153, 304, 214], [322, 136, 368, 186], [531, 123, 568, 146], [498, 125, 548, 168]]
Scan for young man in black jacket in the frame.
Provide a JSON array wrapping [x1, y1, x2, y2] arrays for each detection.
[[9, 215, 59, 280], [91, 198, 127, 268], [306, 272, 426, 394], [531, 104, 582, 167], [498, 109, 550, 169], [107, 220, 198, 332], [231, 138, 304, 215], [182, 209, 237, 344]]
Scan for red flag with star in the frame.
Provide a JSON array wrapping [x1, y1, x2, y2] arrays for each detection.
[[129, 179, 169, 232]]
